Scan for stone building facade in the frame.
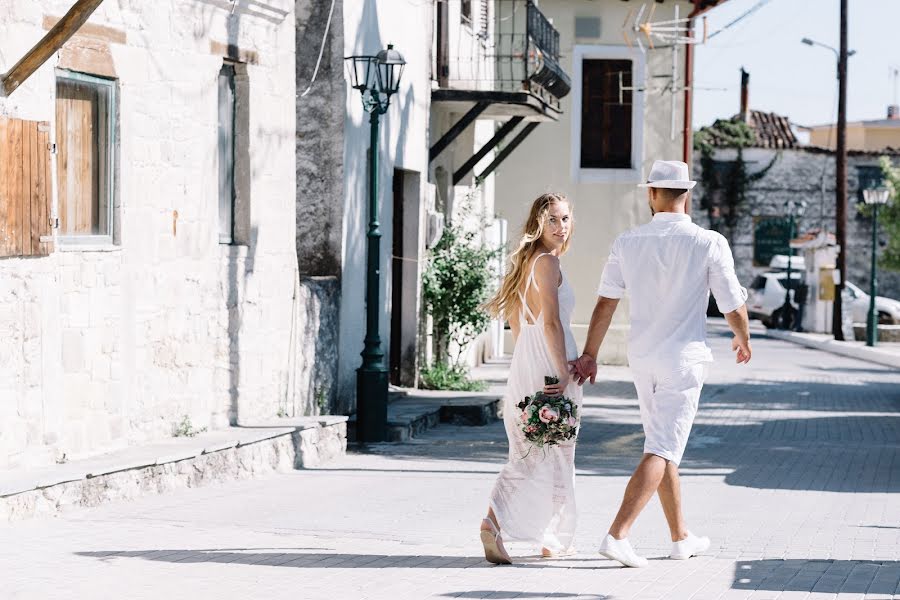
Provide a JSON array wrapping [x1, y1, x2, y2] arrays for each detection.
[[0, 0, 301, 469], [693, 134, 900, 301]]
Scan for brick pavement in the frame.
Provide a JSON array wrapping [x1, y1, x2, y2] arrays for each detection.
[[2, 322, 899, 600]]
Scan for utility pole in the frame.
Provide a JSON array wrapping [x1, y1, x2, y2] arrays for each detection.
[[833, 0, 848, 340]]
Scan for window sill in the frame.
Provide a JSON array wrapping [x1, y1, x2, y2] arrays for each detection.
[[576, 167, 642, 184], [55, 237, 120, 252]]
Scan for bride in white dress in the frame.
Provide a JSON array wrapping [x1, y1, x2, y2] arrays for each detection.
[[481, 193, 583, 564]]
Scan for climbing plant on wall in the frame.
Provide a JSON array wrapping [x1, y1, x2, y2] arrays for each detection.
[[693, 118, 779, 231]]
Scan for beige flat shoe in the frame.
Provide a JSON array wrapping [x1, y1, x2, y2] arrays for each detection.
[[480, 518, 512, 565], [541, 547, 577, 559]]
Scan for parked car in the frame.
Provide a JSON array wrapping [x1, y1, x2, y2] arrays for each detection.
[[748, 272, 900, 327], [747, 271, 803, 327], [844, 282, 900, 325]]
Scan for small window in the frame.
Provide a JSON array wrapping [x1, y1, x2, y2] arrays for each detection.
[[749, 275, 767, 291], [56, 71, 116, 241], [218, 64, 236, 244], [580, 59, 632, 169], [461, 0, 472, 23]]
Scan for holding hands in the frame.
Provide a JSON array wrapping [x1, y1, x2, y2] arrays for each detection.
[[568, 353, 597, 386]]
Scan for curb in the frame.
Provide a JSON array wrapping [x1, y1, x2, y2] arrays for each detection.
[[0, 417, 348, 523], [765, 329, 900, 369]]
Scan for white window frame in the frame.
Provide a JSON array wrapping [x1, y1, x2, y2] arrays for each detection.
[[54, 69, 117, 247], [570, 45, 645, 184]]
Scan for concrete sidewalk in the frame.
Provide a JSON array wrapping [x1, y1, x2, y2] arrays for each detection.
[[2, 323, 899, 599], [765, 329, 900, 369]]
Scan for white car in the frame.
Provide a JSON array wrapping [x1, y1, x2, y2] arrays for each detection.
[[844, 282, 900, 325], [747, 272, 900, 327]]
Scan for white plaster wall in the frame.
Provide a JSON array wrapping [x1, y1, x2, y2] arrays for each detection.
[[0, 0, 297, 469], [494, 0, 694, 364], [339, 0, 433, 409]]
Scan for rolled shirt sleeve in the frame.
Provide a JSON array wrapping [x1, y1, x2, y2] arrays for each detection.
[[708, 234, 747, 314], [597, 238, 627, 299]]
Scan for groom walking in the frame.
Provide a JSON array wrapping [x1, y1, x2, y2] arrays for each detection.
[[570, 160, 751, 568]]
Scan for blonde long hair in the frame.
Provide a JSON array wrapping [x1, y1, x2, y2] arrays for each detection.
[[484, 193, 573, 321]]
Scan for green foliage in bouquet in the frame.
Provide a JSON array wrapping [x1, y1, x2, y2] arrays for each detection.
[[516, 376, 578, 453]]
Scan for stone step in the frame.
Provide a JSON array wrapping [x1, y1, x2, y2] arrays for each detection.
[[347, 390, 503, 442], [0, 416, 348, 523]]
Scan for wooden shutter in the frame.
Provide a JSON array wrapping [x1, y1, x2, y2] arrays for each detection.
[[581, 59, 633, 169], [0, 117, 53, 257]]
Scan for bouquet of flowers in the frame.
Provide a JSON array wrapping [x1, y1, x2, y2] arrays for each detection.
[[517, 376, 578, 451]]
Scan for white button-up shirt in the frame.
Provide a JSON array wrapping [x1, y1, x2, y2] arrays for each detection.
[[597, 212, 747, 371]]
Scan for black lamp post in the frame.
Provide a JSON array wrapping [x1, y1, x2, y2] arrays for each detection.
[[345, 45, 406, 443], [862, 187, 891, 346], [779, 199, 806, 330]]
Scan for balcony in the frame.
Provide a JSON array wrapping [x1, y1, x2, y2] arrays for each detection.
[[433, 0, 571, 121]]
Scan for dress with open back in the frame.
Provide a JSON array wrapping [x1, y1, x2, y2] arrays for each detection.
[[488, 253, 582, 553]]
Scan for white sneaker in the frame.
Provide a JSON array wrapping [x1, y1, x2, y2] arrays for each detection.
[[669, 532, 710, 560], [598, 534, 648, 568]]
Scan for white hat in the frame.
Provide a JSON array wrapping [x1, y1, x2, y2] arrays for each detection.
[[637, 160, 697, 190]]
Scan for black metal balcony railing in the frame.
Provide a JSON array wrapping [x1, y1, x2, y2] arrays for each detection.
[[434, 0, 571, 105]]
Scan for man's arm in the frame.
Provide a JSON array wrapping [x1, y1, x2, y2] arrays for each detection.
[[724, 304, 752, 363], [570, 296, 619, 385], [708, 234, 751, 364]]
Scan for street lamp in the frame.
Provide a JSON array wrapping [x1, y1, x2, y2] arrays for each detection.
[[779, 198, 807, 330], [800, 37, 856, 78], [862, 187, 891, 346], [345, 44, 406, 442]]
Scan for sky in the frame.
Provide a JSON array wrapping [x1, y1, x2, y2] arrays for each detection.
[[692, 0, 899, 129]]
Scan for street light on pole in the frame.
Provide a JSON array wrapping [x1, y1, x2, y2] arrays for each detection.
[[345, 44, 406, 443], [800, 37, 856, 78], [779, 198, 806, 330], [861, 187, 891, 346]]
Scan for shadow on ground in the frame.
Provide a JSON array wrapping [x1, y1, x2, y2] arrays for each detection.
[[73, 550, 620, 571], [732, 559, 900, 594]]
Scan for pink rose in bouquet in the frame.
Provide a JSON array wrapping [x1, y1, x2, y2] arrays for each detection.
[[516, 376, 579, 453], [538, 405, 559, 423]]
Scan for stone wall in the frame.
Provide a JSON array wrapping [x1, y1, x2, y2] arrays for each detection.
[[0, 0, 300, 469], [693, 147, 900, 301]]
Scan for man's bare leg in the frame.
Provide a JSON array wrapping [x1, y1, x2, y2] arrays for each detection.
[[657, 461, 689, 542], [607, 453, 668, 540]]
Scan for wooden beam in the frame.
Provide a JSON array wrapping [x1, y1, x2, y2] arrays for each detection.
[[1, 0, 106, 97], [452, 117, 523, 185], [429, 101, 489, 163], [476, 122, 540, 183]]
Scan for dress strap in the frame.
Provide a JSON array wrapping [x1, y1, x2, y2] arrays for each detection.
[[519, 253, 552, 324]]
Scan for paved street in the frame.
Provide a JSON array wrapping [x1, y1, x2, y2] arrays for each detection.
[[3, 322, 899, 600]]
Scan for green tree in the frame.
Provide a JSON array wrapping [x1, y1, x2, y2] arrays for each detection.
[[422, 222, 497, 367], [876, 156, 900, 271]]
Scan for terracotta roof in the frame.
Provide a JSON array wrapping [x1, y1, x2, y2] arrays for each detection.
[[701, 110, 799, 150], [746, 110, 799, 149]]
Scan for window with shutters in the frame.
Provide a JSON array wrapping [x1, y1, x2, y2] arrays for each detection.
[[572, 46, 645, 183], [55, 70, 116, 243], [0, 117, 53, 257], [581, 59, 632, 169]]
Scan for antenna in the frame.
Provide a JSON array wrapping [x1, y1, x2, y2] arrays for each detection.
[[620, 4, 717, 140], [622, 2, 708, 53]]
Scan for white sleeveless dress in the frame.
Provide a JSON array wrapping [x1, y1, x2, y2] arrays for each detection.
[[489, 253, 582, 553]]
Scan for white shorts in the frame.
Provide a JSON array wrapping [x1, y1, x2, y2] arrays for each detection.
[[632, 363, 708, 465]]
